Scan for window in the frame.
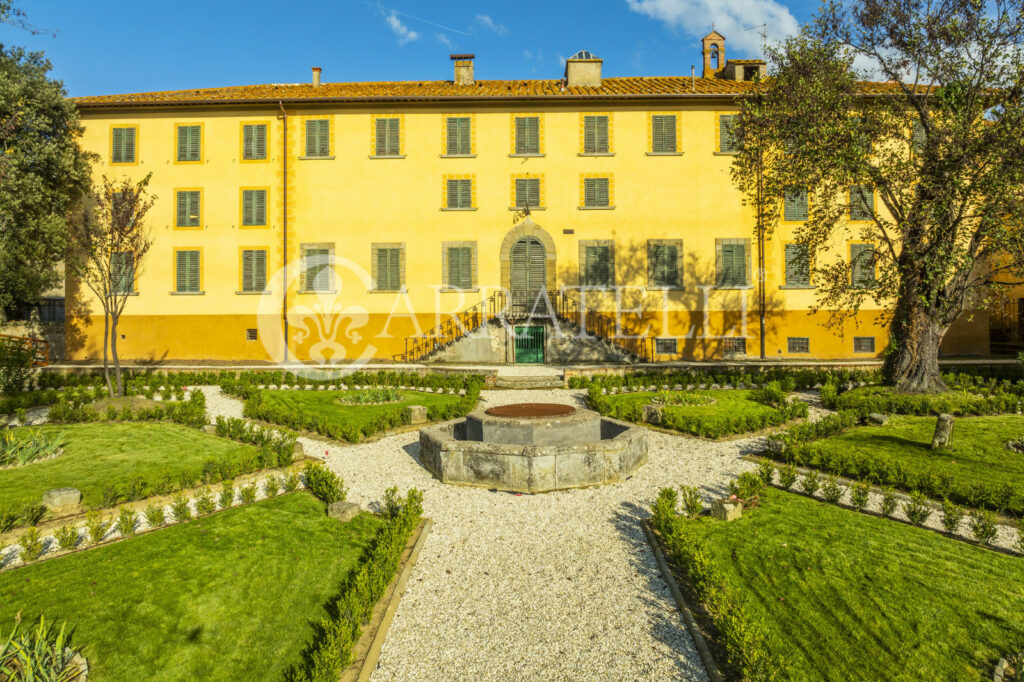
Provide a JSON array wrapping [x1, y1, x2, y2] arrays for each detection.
[[175, 250, 200, 293], [514, 116, 540, 154], [583, 115, 609, 154], [373, 245, 403, 291], [242, 189, 266, 226], [854, 336, 876, 353], [375, 118, 400, 156], [242, 124, 267, 160], [851, 243, 876, 288], [446, 179, 472, 209], [583, 178, 610, 208], [176, 191, 200, 228], [305, 120, 330, 157], [446, 117, 471, 155], [784, 187, 808, 221], [717, 239, 748, 287], [515, 178, 540, 209], [111, 127, 136, 163], [655, 338, 677, 354], [719, 114, 738, 153], [651, 115, 677, 153], [784, 243, 811, 287], [177, 125, 200, 162], [246, 328, 258, 341], [849, 185, 874, 220], [241, 249, 267, 292], [111, 252, 134, 293], [302, 246, 332, 292], [911, 119, 926, 152], [788, 337, 810, 353], [446, 246, 472, 289], [582, 243, 614, 288], [723, 337, 746, 354], [648, 241, 681, 288]]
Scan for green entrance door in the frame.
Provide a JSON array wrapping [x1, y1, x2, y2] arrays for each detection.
[[514, 326, 545, 364]]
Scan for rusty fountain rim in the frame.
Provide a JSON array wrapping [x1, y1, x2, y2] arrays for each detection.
[[483, 403, 577, 418]]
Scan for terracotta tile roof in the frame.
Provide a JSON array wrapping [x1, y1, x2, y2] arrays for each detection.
[[74, 76, 760, 107], [74, 76, 916, 108]]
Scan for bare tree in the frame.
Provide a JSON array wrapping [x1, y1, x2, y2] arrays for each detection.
[[70, 174, 155, 396]]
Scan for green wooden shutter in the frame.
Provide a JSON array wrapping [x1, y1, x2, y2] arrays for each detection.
[[585, 246, 612, 287], [177, 127, 188, 161], [447, 117, 470, 155], [515, 117, 527, 154], [784, 187, 808, 221], [584, 116, 608, 153], [446, 180, 459, 208], [307, 121, 318, 156], [720, 243, 747, 286], [649, 244, 679, 287], [446, 118, 458, 154], [850, 185, 874, 220], [176, 191, 199, 227], [176, 251, 188, 291], [851, 244, 875, 287], [306, 120, 329, 157], [112, 128, 124, 163], [785, 244, 810, 286], [111, 252, 134, 293], [255, 250, 266, 291], [178, 126, 200, 161], [527, 178, 539, 207], [243, 190, 266, 225], [719, 115, 738, 153], [448, 247, 472, 289], [387, 119, 400, 155], [377, 248, 400, 290], [654, 115, 677, 152], [242, 250, 254, 291], [188, 251, 199, 291], [458, 118, 470, 154], [584, 179, 596, 207], [176, 250, 199, 292], [254, 124, 266, 159], [516, 117, 539, 154], [912, 119, 926, 152]]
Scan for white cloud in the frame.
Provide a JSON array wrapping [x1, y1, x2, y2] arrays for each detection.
[[475, 14, 508, 37], [385, 10, 419, 44], [437, 33, 454, 49], [625, 0, 799, 56]]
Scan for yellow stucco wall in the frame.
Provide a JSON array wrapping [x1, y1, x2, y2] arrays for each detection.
[[68, 102, 988, 362]]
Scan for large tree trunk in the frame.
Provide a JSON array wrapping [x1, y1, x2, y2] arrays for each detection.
[[883, 302, 948, 393], [101, 308, 113, 397]]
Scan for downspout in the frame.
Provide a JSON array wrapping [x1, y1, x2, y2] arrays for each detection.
[[278, 100, 289, 362]]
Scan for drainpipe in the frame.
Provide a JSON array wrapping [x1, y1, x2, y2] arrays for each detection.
[[278, 100, 289, 362]]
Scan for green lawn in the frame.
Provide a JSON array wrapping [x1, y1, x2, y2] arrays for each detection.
[[0, 493, 382, 681], [0, 422, 260, 510], [809, 414, 1024, 494], [596, 390, 798, 438], [684, 489, 1024, 679], [259, 389, 463, 432]]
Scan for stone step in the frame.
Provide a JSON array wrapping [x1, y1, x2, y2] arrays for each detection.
[[493, 375, 566, 390]]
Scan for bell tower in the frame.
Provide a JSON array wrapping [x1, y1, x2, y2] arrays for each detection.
[[702, 31, 726, 78]]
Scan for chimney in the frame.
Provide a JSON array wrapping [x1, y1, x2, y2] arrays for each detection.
[[450, 54, 474, 85], [565, 50, 602, 87], [311, 66, 322, 87]]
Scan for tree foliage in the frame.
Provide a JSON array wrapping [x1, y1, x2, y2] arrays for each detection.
[[732, 0, 1024, 392], [0, 44, 91, 311], [69, 175, 155, 396]]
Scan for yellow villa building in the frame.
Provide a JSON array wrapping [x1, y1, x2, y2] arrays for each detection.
[[67, 33, 987, 364]]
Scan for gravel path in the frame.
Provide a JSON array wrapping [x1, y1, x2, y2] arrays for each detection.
[[201, 386, 760, 681]]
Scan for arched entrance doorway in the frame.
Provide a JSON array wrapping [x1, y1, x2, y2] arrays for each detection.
[[510, 236, 546, 316]]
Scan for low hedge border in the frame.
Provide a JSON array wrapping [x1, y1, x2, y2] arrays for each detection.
[[759, 461, 1024, 556], [285, 488, 424, 682], [651, 488, 785, 680], [571, 367, 883, 391], [830, 385, 1024, 417]]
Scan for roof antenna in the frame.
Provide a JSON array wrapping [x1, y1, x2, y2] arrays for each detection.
[[691, 65, 695, 91], [744, 23, 768, 54]]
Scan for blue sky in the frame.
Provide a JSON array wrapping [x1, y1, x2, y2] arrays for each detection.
[[4, 0, 821, 97]]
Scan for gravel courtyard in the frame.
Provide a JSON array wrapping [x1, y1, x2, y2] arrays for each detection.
[[205, 386, 760, 681]]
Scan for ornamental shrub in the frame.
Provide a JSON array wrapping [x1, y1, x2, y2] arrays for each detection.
[[850, 481, 870, 511], [756, 459, 775, 485], [143, 503, 165, 528], [822, 476, 844, 505], [263, 475, 280, 498], [85, 510, 107, 544], [116, 506, 138, 537], [18, 526, 44, 562], [304, 463, 347, 505], [679, 485, 703, 518], [903, 492, 932, 526], [53, 524, 79, 551], [194, 489, 216, 516], [218, 481, 235, 509], [801, 470, 820, 496], [940, 499, 966, 534], [170, 494, 192, 522], [880, 488, 899, 519], [970, 510, 998, 545], [777, 464, 798, 490]]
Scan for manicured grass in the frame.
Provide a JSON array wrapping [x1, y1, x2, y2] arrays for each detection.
[[596, 390, 802, 438], [259, 389, 463, 432], [0, 422, 260, 510], [0, 493, 382, 681], [685, 489, 1024, 679], [810, 414, 1024, 494]]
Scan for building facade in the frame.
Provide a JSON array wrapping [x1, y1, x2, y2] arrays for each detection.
[[67, 35, 987, 364]]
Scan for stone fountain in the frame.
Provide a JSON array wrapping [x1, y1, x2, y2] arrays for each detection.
[[418, 403, 647, 493]]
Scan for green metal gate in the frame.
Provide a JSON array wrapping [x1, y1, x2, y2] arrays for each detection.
[[514, 326, 545, 364]]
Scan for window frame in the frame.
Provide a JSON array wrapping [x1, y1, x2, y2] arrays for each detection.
[[110, 251, 135, 294], [445, 116, 473, 156], [444, 178, 474, 210], [240, 248, 268, 293], [853, 336, 876, 353], [110, 125, 138, 165], [173, 248, 202, 294], [373, 117, 402, 158], [514, 177, 542, 210], [300, 244, 335, 293], [783, 242, 812, 288], [174, 189, 202, 229], [654, 338, 678, 355], [303, 119, 332, 159], [240, 187, 268, 227], [240, 122, 269, 162], [174, 123, 202, 164], [649, 114, 679, 154], [512, 115, 542, 156], [850, 242, 877, 288], [579, 240, 616, 289], [647, 239, 683, 290], [716, 238, 750, 288], [581, 114, 611, 155], [371, 243, 405, 292], [717, 114, 739, 154], [581, 177, 612, 209], [849, 185, 875, 221], [783, 186, 809, 222], [787, 337, 810, 354], [442, 241, 476, 291]]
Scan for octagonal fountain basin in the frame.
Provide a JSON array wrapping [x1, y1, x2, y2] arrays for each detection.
[[419, 403, 647, 493]]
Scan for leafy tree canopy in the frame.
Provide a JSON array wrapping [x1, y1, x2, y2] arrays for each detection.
[[733, 0, 1024, 391], [0, 44, 92, 311]]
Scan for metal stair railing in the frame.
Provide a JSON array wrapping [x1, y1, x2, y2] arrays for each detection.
[[395, 290, 508, 363], [0, 333, 50, 366], [551, 290, 653, 363]]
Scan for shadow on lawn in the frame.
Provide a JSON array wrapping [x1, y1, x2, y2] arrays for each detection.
[[610, 500, 712, 681]]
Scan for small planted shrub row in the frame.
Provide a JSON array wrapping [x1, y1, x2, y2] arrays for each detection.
[[303, 463, 346, 505], [340, 387, 402, 404], [220, 369, 484, 396], [650, 488, 783, 680], [214, 416, 296, 464], [286, 487, 423, 681], [243, 396, 412, 444], [570, 367, 882, 391], [0, 429, 65, 467], [832, 385, 1022, 417], [49, 390, 208, 429], [767, 410, 858, 449], [774, 465, 1016, 549], [768, 443, 1024, 516]]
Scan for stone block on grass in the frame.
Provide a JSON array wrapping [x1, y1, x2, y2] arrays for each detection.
[[931, 413, 955, 450], [327, 501, 361, 522], [867, 413, 889, 426], [43, 487, 81, 511], [642, 404, 664, 426], [711, 499, 742, 521], [407, 405, 428, 425]]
